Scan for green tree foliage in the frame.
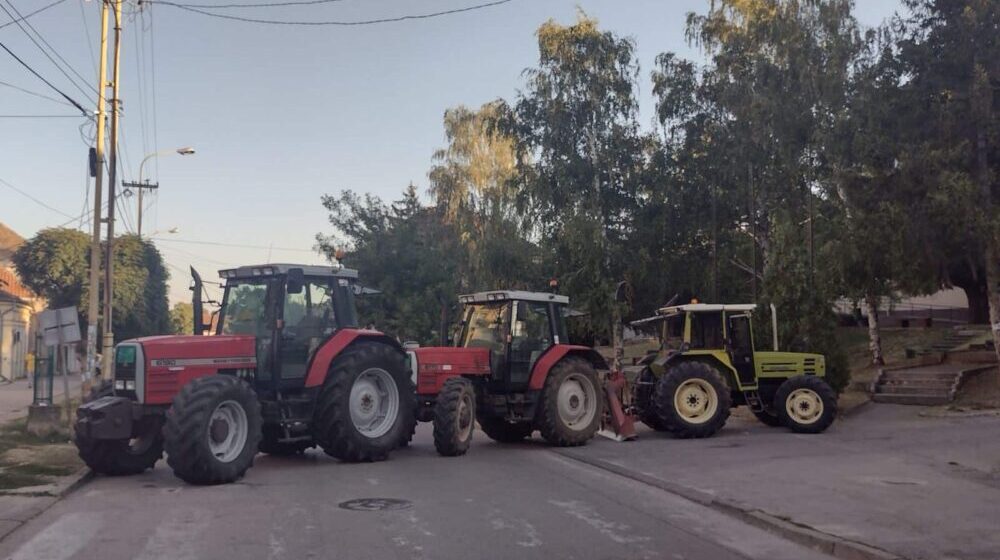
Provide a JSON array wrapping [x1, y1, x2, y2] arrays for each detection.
[[170, 302, 194, 335], [12, 229, 171, 342]]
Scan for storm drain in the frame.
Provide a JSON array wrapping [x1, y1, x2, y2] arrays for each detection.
[[338, 498, 413, 512]]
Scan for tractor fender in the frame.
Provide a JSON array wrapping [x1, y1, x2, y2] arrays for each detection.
[[527, 345, 609, 390], [304, 329, 404, 388]]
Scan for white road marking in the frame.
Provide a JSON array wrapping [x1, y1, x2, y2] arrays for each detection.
[[7, 512, 103, 560], [490, 516, 542, 547], [548, 499, 651, 545], [268, 532, 286, 560], [133, 508, 211, 560]]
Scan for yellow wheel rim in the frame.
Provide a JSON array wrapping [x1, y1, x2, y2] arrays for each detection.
[[786, 388, 824, 425], [673, 379, 718, 424]]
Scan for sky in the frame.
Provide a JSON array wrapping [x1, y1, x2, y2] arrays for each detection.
[[0, 0, 903, 305]]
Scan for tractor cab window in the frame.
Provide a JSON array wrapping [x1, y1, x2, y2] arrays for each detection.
[[280, 279, 337, 381], [689, 312, 724, 349], [220, 282, 270, 336], [460, 303, 508, 355], [510, 301, 552, 385], [661, 315, 685, 351]]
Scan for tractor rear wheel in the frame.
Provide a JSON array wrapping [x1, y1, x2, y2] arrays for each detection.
[[537, 357, 603, 447], [164, 376, 262, 485], [259, 425, 313, 456], [312, 342, 416, 462], [653, 361, 731, 438], [775, 376, 837, 434], [478, 416, 533, 443], [433, 377, 476, 457], [75, 423, 163, 476]]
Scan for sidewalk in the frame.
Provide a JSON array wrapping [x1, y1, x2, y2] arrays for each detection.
[[0, 375, 82, 425], [561, 404, 1000, 560]]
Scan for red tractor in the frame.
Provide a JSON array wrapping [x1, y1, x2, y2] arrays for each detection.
[[74, 264, 416, 484], [410, 290, 607, 456]]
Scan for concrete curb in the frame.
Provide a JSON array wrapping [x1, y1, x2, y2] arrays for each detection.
[[552, 449, 904, 560], [0, 468, 93, 543]]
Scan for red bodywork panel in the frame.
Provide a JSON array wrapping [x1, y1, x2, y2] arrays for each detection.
[[140, 335, 256, 405], [413, 347, 491, 395], [303, 329, 394, 388], [528, 345, 607, 390]]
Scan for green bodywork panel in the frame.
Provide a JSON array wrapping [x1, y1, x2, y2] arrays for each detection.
[[754, 351, 826, 379]]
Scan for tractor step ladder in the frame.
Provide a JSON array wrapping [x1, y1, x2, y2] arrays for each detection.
[[276, 393, 312, 440], [743, 390, 765, 413]]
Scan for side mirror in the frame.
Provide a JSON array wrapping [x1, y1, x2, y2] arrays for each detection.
[[287, 267, 304, 294]]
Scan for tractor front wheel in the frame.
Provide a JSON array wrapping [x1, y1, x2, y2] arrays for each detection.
[[75, 424, 163, 476], [478, 416, 533, 443], [312, 342, 416, 462], [164, 376, 262, 485], [537, 357, 603, 447], [653, 361, 732, 438], [433, 377, 476, 457], [775, 376, 837, 434]]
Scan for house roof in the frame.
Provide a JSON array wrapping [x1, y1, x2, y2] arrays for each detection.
[[0, 222, 23, 266]]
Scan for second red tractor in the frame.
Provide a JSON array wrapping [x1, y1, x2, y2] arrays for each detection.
[[409, 290, 607, 456]]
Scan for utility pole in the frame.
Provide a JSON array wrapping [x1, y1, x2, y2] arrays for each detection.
[[85, 0, 110, 386], [101, 0, 124, 379], [122, 180, 158, 236]]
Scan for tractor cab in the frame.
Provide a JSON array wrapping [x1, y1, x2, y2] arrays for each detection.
[[193, 264, 362, 395], [455, 290, 570, 391]]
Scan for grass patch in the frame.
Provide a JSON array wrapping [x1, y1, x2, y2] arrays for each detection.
[[0, 417, 81, 492], [838, 327, 952, 389]]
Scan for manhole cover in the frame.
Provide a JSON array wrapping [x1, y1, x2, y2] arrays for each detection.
[[338, 498, 412, 512]]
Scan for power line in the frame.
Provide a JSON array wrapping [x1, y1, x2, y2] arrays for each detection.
[[177, 0, 346, 8], [0, 0, 66, 30], [0, 40, 90, 115], [149, 0, 514, 26], [0, 114, 85, 117], [0, 176, 76, 219], [0, 1, 99, 104], [151, 236, 316, 253], [0, 78, 72, 106]]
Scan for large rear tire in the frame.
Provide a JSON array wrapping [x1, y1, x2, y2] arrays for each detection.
[[478, 416, 533, 443], [75, 424, 163, 476], [164, 376, 262, 485], [312, 342, 416, 462], [433, 377, 476, 457], [653, 361, 731, 439], [537, 357, 603, 447], [775, 376, 837, 434]]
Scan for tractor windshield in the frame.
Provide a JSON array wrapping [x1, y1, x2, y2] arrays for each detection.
[[459, 302, 508, 354], [220, 282, 270, 335], [661, 314, 685, 352]]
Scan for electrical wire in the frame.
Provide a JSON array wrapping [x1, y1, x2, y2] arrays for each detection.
[[175, 0, 346, 8], [0, 78, 72, 106], [0, 0, 66, 30], [149, 0, 514, 26], [0, 40, 90, 115], [151, 237, 315, 252], [0, 1, 99, 103], [0, 114, 85, 117], [0, 176, 76, 219]]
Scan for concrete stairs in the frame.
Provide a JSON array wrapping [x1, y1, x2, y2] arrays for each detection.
[[905, 327, 985, 358]]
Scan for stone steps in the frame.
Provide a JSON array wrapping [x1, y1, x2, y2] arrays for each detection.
[[872, 393, 953, 406]]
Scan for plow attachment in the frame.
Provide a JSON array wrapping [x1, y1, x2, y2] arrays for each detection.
[[598, 369, 637, 442]]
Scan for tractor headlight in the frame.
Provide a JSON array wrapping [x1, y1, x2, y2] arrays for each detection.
[[125, 380, 135, 391], [114, 380, 125, 390]]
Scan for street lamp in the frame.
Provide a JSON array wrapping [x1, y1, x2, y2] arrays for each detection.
[[128, 147, 196, 237]]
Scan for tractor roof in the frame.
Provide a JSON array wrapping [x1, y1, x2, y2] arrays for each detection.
[[658, 303, 757, 315], [459, 290, 569, 305], [219, 263, 359, 280]]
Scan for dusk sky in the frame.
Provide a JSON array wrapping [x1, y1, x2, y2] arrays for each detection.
[[1, 0, 902, 304]]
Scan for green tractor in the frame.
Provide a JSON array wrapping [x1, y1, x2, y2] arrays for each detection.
[[630, 303, 837, 438]]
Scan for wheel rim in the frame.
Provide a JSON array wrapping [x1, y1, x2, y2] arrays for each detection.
[[349, 368, 400, 439], [457, 391, 474, 441], [207, 400, 249, 463], [673, 378, 718, 425], [556, 373, 597, 431], [786, 388, 824, 425]]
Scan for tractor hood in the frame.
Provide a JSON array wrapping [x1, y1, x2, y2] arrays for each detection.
[[132, 334, 257, 365]]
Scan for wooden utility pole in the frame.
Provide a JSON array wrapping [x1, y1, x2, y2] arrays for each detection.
[[84, 0, 110, 386], [122, 180, 158, 237], [101, 0, 124, 378]]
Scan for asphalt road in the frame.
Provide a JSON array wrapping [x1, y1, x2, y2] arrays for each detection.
[[0, 423, 830, 560]]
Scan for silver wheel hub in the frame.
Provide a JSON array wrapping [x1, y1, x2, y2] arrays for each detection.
[[556, 373, 597, 431], [457, 392, 474, 440], [350, 368, 400, 439], [207, 400, 249, 463]]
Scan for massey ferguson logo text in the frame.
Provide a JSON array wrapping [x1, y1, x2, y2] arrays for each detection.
[[151, 357, 257, 367]]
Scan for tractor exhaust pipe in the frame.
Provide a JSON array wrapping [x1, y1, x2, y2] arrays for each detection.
[[770, 303, 779, 351]]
